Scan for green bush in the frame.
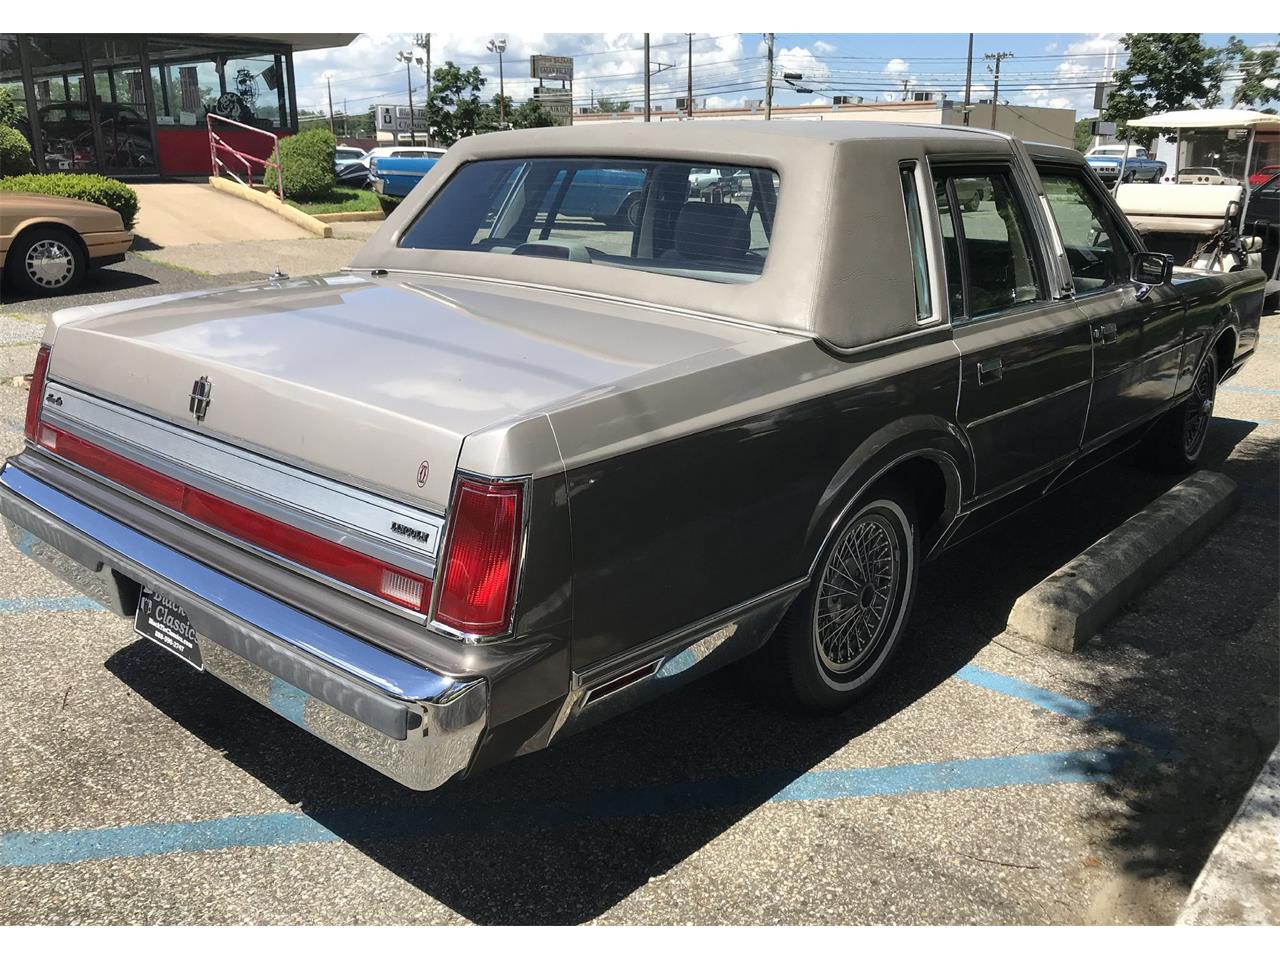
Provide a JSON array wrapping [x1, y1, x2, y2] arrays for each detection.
[[0, 124, 34, 176], [0, 173, 139, 230], [262, 127, 336, 201]]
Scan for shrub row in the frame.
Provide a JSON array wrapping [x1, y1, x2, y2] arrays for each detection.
[[262, 127, 336, 201], [0, 124, 34, 176], [0, 173, 140, 230]]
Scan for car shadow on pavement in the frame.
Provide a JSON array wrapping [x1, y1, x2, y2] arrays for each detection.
[[0, 263, 160, 307], [1062, 423, 1280, 904], [104, 421, 1270, 924]]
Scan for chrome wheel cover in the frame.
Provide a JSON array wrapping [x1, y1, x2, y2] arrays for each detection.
[[813, 512, 901, 674], [25, 239, 75, 289], [1183, 359, 1215, 458]]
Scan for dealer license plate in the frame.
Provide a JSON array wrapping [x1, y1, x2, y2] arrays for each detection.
[[134, 587, 203, 671]]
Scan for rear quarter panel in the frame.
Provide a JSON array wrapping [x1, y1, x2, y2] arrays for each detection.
[[551, 331, 966, 670]]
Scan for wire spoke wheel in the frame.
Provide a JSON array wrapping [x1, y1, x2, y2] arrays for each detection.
[[1183, 358, 1215, 459], [25, 239, 76, 289], [813, 513, 901, 674]]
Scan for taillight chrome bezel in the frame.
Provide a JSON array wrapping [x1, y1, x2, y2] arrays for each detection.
[[428, 472, 531, 643], [23, 344, 52, 444]]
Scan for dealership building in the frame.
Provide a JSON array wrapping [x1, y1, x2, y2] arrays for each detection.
[[0, 34, 356, 177]]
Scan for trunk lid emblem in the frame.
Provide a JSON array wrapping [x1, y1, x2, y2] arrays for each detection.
[[189, 377, 213, 422]]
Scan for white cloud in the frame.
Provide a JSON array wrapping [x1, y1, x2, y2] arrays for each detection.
[[883, 58, 909, 77], [813, 40, 838, 56]]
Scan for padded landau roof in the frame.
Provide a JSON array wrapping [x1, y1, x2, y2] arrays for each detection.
[[349, 121, 1020, 349]]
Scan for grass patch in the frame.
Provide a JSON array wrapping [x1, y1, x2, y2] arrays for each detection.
[[285, 188, 380, 215]]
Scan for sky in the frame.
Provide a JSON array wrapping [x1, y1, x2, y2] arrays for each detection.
[[293, 32, 1279, 121]]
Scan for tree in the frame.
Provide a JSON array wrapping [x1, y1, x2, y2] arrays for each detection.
[[1103, 34, 1231, 142], [593, 96, 631, 114], [1225, 35, 1280, 111], [1074, 117, 1096, 152], [425, 62, 489, 146]]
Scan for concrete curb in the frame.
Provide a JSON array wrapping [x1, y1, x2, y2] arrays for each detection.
[[206, 177, 333, 238], [312, 211, 384, 223], [1006, 470, 1238, 652], [1178, 746, 1280, 924]]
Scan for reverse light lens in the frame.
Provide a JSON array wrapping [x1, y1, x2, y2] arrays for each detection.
[[434, 479, 524, 636], [23, 345, 51, 443], [37, 423, 433, 614]]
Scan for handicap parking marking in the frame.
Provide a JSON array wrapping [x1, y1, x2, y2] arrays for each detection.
[[0, 747, 1133, 869], [1221, 384, 1280, 396], [0, 596, 104, 614]]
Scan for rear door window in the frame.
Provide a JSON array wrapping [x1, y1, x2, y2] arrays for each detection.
[[933, 169, 1046, 321], [398, 157, 781, 284]]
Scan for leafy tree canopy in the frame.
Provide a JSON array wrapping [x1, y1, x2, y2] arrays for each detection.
[[1226, 35, 1280, 112], [425, 62, 489, 147], [1103, 33, 1231, 142], [592, 96, 632, 114]]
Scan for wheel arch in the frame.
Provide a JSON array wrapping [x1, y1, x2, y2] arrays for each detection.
[[1212, 325, 1238, 382], [803, 417, 972, 577], [6, 218, 89, 270]]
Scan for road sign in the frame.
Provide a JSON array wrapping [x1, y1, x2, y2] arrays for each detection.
[[533, 86, 572, 126], [375, 103, 426, 132], [530, 55, 573, 82]]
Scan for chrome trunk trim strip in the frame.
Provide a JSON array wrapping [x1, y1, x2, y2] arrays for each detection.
[[41, 381, 445, 572]]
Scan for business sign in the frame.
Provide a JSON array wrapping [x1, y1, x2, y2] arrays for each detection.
[[376, 103, 428, 132], [1093, 82, 1117, 111], [533, 86, 572, 126], [530, 55, 573, 82]]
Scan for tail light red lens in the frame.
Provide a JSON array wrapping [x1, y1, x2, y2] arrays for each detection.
[[23, 345, 52, 443], [36, 423, 433, 614], [434, 479, 525, 636]]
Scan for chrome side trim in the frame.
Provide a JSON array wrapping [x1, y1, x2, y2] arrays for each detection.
[[43, 381, 446, 563], [0, 464, 486, 791], [963, 377, 1093, 430]]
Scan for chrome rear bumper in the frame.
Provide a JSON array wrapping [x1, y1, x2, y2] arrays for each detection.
[[0, 463, 487, 791]]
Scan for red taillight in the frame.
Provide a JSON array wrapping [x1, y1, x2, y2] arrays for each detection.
[[37, 423, 432, 614], [23, 345, 51, 443], [434, 479, 524, 636]]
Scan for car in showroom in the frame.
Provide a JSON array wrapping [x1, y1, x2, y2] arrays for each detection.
[[1, 192, 134, 296], [0, 123, 1265, 791]]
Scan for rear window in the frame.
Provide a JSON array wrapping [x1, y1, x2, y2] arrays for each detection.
[[397, 157, 780, 284]]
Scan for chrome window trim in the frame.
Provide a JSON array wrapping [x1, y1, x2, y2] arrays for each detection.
[[43, 381, 445, 565], [900, 159, 943, 327]]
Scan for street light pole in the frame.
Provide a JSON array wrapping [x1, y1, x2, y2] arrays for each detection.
[[414, 33, 432, 144], [487, 38, 507, 127], [396, 50, 416, 145], [322, 71, 335, 134], [962, 34, 973, 126], [765, 33, 775, 120]]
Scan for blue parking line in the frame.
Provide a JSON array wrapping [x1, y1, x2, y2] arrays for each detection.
[[1221, 384, 1280, 396], [0, 596, 103, 614], [0, 747, 1130, 868], [957, 665, 1176, 752]]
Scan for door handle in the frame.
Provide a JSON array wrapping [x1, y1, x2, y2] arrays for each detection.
[[1093, 321, 1118, 344], [977, 357, 1003, 385]]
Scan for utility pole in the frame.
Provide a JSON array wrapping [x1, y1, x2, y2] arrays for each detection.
[[962, 33, 973, 125], [644, 34, 651, 121], [984, 51, 1013, 131], [765, 33, 775, 120], [686, 33, 694, 118], [414, 33, 432, 146]]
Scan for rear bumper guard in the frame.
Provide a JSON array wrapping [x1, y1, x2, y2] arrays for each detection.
[[0, 462, 486, 791]]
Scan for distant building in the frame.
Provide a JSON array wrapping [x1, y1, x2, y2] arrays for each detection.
[[1, 33, 358, 177], [573, 98, 1078, 149]]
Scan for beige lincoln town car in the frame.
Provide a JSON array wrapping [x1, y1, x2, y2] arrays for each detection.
[[0, 192, 133, 296]]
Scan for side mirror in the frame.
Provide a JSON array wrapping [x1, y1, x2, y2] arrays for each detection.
[[1132, 251, 1174, 286]]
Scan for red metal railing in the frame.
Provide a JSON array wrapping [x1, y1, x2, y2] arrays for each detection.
[[206, 114, 284, 202]]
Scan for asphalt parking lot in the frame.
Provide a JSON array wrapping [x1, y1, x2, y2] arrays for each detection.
[[0, 309, 1276, 925]]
